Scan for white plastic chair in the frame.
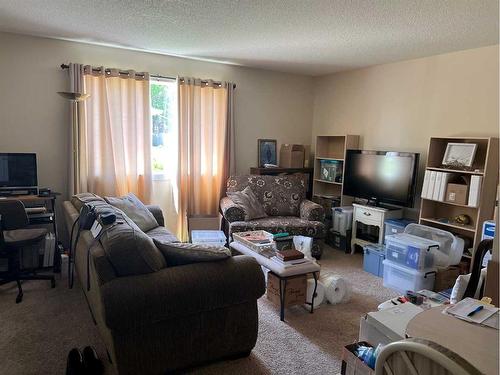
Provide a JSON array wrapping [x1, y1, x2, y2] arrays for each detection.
[[375, 338, 481, 375]]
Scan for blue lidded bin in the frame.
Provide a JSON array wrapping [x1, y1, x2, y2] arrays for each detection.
[[363, 244, 385, 277]]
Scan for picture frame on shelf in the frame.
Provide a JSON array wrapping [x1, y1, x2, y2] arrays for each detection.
[[258, 139, 277, 167], [442, 143, 477, 168]]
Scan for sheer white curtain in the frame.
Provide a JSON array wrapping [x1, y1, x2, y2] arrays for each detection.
[[68, 64, 153, 202], [177, 78, 235, 241]]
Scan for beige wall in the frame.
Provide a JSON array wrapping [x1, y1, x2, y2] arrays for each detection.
[[312, 45, 499, 213], [0, 32, 314, 235]]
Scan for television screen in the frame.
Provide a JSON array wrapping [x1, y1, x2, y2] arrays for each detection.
[[0, 153, 38, 188], [344, 150, 419, 207]]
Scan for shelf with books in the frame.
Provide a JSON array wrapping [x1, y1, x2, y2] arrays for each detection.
[[426, 167, 484, 176], [419, 136, 499, 271]]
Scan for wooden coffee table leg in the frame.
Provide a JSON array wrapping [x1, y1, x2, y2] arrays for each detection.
[[279, 277, 287, 321]]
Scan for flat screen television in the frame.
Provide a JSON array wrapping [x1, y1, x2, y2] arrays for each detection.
[[0, 153, 38, 189], [344, 150, 419, 207]]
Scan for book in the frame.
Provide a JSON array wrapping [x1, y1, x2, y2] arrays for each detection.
[[421, 170, 431, 199], [438, 172, 451, 201], [432, 172, 443, 201], [270, 256, 311, 268], [276, 249, 304, 261], [468, 175, 482, 207], [427, 171, 437, 200]]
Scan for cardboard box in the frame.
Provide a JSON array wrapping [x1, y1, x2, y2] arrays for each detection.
[[341, 342, 375, 375], [279, 144, 305, 168], [303, 145, 311, 167], [267, 272, 306, 307], [435, 266, 461, 291], [445, 182, 469, 205]]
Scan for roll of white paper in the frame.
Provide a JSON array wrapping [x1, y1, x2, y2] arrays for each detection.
[[305, 279, 325, 308], [322, 274, 350, 304]]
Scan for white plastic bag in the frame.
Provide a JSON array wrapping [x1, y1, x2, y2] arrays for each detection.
[[293, 236, 313, 259]]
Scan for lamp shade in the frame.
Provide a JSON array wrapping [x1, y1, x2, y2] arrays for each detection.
[[57, 91, 90, 102]]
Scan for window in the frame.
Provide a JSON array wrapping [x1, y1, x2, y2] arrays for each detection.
[[150, 79, 177, 180]]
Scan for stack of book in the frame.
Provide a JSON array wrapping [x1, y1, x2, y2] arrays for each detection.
[[422, 170, 482, 206], [271, 249, 312, 268], [232, 230, 276, 258]]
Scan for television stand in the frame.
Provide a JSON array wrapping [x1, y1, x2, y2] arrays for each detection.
[[350, 203, 403, 254]]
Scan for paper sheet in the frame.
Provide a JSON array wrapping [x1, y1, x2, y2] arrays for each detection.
[[445, 298, 499, 326]]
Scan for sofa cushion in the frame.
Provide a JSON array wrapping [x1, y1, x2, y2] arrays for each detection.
[[226, 175, 305, 217], [147, 226, 180, 244], [71, 192, 106, 211], [154, 240, 231, 266], [230, 216, 326, 238], [227, 186, 267, 221], [105, 193, 159, 232], [99, 211, 167, 276]]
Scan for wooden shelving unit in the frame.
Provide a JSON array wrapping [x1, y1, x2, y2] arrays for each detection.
[[313, 135, 359, 206], [418, 137, 499, 268]]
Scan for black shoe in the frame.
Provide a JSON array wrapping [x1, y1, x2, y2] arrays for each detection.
[[82, 346, 104, 375], [66, 348, 84, 375]]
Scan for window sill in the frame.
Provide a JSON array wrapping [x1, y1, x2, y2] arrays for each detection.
[[153, 174, 171, 182]]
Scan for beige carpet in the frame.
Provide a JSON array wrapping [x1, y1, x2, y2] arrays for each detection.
[[0, 246, 397, 375]]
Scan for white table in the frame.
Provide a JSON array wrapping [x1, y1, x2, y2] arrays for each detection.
[[351, 203, 403, 254], [230, 241, 321, 321]]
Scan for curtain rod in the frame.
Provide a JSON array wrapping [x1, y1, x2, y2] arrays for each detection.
[[60, 64, 236, 88]]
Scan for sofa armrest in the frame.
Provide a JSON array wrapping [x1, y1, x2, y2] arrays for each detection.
[[146, 204, 165, 227], [220, 197, 245, 223], [300, 200, 325, 222], [100, 255, 265, 332]]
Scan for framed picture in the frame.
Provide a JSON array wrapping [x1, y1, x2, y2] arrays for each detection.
[[442, 143, 478, 167], [258, 139, 277, 167]]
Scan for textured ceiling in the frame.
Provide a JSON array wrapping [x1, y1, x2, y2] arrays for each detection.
[[0, 0, 498, 76]]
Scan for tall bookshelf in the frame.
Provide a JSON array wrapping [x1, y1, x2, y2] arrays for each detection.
[[313, 135, 359, 205], [418, 137, 499, 268]]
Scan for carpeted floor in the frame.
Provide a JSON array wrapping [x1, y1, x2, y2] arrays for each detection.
[[0, 246, 397, 375]]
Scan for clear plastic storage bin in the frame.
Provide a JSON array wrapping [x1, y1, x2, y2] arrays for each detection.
[[383, 219, 415, 241], [385, 233, 437, 270], [382, 260, 436, 293], [404, 224, 464, 267], [319, 160, 342, 182]]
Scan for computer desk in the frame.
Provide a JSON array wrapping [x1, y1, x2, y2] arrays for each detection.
[[406, 306, 499, 375]]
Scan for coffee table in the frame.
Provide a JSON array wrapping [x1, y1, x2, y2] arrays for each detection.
[[230, 241, 321, 321]]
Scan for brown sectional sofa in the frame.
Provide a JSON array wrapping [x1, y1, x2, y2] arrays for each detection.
[[63, 193, 265, 375]]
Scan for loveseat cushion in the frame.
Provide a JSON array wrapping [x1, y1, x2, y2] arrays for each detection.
[[105, 193, 159, 232], [230, 216, 326, 238], [154, 240, 231, 266], [226, 175, 305, 217]]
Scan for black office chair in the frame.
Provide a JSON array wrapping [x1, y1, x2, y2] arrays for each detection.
[[0, 200, 55, 303], [463, 239, 494, 300]]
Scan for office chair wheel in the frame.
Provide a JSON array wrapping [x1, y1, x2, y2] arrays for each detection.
[[51, 278, 56, 288], [15, 292, 23, 303]]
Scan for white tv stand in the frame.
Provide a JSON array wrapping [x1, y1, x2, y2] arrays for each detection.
[[350, 203, 403, 254]]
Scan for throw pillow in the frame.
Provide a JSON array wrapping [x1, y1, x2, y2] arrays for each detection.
[[227, 186, 267, 221], [105, 193, 159, 232], [153, 239, 231, 267]]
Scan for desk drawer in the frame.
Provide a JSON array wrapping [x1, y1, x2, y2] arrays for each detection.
[[355, 208, 383, 225]]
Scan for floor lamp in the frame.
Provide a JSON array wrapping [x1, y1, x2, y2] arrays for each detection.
[[57, 92, 90, 195]]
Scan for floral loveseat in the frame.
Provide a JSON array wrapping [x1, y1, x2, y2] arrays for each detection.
[[220, 175, 326, 258]]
